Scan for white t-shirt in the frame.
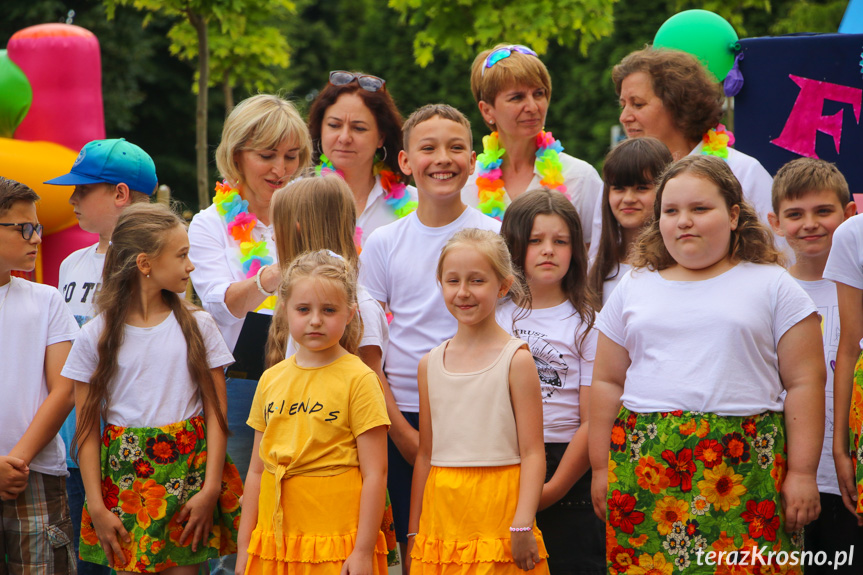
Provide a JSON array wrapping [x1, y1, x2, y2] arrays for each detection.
[[596, 263, 816, 415], [497, 299, 597, 443], [0, 278, 79, 476], [62, 310, 234, 428], [601, 262, 632, 306], [461, 151, 602, 243], [356, 175, 418, 247], [795, 278, 840, 495], [824, 215, 863, 347], [589, 145, 777, 259], [189, 203, 277, 352], [58, 244, 105, 327], [359, 207, 501, 411], [285, 285, 389, 358]]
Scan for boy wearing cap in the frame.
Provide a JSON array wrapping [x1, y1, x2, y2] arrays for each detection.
[[44, 138, 156, 575]]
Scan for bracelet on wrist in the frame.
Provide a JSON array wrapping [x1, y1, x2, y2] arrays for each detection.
[[406, 532, 418, 538], [509, 525, 533, 532], [255, 265, 276, 297]]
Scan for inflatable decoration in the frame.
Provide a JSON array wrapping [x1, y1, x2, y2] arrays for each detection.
[[654, 10, 740, 81], [0, 23, 103, 286]]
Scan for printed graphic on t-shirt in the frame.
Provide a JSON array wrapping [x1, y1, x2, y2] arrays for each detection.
[[264, 397, 340, 424], [61, 280, 100, 326], [514, 328, 568, 400]]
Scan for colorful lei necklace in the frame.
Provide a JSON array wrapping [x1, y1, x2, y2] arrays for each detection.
[[316, 154, 416, 245], [475, 130, 569, 220], [701, 124, 734, 159], [212, 180, 276, 311]]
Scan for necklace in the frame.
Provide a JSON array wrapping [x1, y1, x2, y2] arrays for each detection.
[[316, 154, 416, 245], [475, 130, 569, 220], [211, 181, 276, 311], [701, 124, 734, 159]]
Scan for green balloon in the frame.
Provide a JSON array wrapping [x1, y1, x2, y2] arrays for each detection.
[[654, 10, 740, 81], [0, 50, 33, 138]]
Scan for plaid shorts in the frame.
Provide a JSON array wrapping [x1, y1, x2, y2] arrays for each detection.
[[0, 471, 75, 575]]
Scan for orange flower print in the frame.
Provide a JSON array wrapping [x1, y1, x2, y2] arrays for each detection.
[[694, 439, 724, 469], [771, 451, 787, 493], [608, 490, 645, 534], [679, 420, 697, 435], [627, 552, 674, 575], [628, 534, 649, 548], [219, 465, 243, 513], [722, 432, 751, 465], [851, 385, 863, 437], [174, 429, 197, 455], [611, 419, 628, 452], [145, 434, 179, 465], [741, 500, 780, 541], [119, 478, 168, 529], [80, 507, 100, 546], [608, 459, 619, 484], [608, 545, 635, 575], [635, 456, 670, 494], [695, 419, 711, 438], [168, 510, 190, 547], [698, 462, 747, 511], [101, 477, 119, 509], [651, 496, 689, 535]]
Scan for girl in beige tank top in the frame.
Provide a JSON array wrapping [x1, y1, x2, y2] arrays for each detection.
[[407, 228, 549, 574]]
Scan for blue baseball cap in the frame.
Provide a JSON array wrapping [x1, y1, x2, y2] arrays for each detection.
[[44, 138, 158, 195]]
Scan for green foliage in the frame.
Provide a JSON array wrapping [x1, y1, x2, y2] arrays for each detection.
[[165, 1, 295, 96], [389, 0, 620, 66], [770, 0, 846, 34]]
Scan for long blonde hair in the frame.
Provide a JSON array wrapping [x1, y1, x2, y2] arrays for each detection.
[[72, 204, 229, 460], [266, 176, 362, 367], [631, 155, 783, 270]]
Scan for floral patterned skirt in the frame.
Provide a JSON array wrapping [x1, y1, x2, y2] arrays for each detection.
[[606, 408, 802, 575], [80, 415, 243, 572], [850, 350, 863, 514]]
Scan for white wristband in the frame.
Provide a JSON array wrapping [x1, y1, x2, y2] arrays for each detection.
[[255, 265, 275, 296]]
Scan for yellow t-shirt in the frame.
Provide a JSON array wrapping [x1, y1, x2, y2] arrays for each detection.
[[247, 353, 389, 478]]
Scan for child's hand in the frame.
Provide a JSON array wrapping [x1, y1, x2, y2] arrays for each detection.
[[90, 506, 131, 569], [591, 469, 608, 521], [510, 529, 541, 571], [0, 456, 28, 500], [178, 487, 220, 552], [340, 548, 373, 575], [833, 452, 863, 524], [780, 470, 821, 532]]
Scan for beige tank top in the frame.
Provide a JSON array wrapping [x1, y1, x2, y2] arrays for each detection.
[[427, 337, 525, 467]]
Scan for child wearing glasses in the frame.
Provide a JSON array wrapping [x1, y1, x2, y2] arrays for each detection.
[[44, 137, 157, 575], [358, 103, 501, 572], [0, 177, 80, 575], [307, 70, 418, 246], [461, 44, 603, 245]]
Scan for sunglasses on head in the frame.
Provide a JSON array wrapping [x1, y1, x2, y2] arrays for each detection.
[[481, 45, 538, 77], [0, 222, 43, 240], [329, 70, 386, 92]]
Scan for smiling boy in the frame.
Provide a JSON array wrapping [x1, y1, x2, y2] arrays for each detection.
[[358, 104, 501, 571], [768, 157, 861, 573]]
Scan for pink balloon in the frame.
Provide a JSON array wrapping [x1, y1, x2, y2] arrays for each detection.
[[7, 23, 105, 151]]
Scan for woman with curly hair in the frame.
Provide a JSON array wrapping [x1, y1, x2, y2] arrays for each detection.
[[591, 48, 774, 249]]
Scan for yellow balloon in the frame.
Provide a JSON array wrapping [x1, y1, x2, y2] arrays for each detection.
[[0, 137, 78, 234]]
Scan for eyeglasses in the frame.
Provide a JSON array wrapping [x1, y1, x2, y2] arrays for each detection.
[[482, 45, 539, 77], [329, 70, 386, 92], [0, 222, 43, 240]]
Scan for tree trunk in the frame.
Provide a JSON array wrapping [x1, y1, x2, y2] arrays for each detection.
[[223, 72, 234, 117], [189, 10, 210, 210]]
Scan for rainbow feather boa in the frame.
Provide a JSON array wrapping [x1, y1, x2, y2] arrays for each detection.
[[701, 124, 735, 159], [316, 154, 416, 245], [212, 181, 276, 311], [475, 131, 569, 220]]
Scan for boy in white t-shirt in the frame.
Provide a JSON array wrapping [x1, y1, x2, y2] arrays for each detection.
[[0, 178, 79, 574], [358, 104, 500, 570], [768, 158, 861, 572], [44, 138, 156, 575]]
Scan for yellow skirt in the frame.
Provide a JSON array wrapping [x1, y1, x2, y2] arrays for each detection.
[[246, 466, 388, 575], [410, 465, 549, 575]]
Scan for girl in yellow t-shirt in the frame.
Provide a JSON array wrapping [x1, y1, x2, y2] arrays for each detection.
[[236, 250, 391, 575]]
